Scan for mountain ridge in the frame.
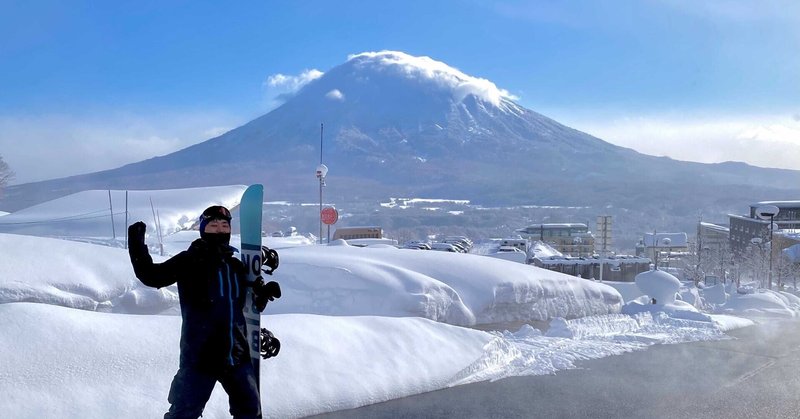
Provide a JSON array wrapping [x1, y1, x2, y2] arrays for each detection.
[[2, 51, 798, 232]]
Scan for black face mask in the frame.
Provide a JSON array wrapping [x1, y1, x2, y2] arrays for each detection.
[[201, 232, 231, 248]]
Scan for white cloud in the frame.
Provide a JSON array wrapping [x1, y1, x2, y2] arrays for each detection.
[[265, 69, 324, 91], [0, 111, 243, 184], [347, 51, 519, 107], [325, 89, 345, 101], [263, 69, 324, 110], [560, 112, 800, 170]]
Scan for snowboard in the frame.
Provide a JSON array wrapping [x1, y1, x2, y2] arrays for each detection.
[[239, 184, 264, 387]]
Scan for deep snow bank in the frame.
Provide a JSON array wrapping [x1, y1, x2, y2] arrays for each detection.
[[0, 302, 753, 419], [271, 244, 623, 325], [0, 234, 623, 326], [0, 303, 493, 419], [0, 185, 247, 237], [0, 233, 176, 313]]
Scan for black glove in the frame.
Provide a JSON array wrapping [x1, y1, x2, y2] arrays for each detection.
[[261, 246, 279, 275], [128, 221, 147, 249], [253, 277, 281, 312]]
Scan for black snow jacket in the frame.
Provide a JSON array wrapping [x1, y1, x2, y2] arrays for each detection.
[[129, 238, 254, 372]]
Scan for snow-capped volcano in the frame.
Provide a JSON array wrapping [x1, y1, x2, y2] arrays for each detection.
[[342, 51, 518, 108], [217, 49, 619, 182], [3, 51, 800, 215]]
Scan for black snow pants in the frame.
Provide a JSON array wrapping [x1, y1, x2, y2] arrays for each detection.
[[164, 361, 261, 419]]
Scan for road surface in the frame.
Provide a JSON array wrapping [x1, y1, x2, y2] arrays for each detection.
[[310, 320, 800, 419]]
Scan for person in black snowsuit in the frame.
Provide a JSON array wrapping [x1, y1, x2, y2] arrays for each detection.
[[128, 205, 281, 419]]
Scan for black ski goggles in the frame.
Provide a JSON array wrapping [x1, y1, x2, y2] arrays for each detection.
[[200, 206, 232, 223]]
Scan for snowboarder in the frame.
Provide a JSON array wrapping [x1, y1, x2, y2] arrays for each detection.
[[127, 205, 281, 419]]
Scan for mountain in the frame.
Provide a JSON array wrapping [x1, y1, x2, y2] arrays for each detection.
[[2, 51, 799, 243]]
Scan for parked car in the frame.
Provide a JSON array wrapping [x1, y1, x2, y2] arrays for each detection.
[[446, 242, 468, 253], [430, 243, 459, 252], [404, 241, 432, 250]]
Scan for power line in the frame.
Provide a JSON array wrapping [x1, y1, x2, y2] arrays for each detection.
[[0, 209, 129, 226]]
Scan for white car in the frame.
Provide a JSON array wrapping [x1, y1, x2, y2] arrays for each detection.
[[430, 243, 459, 252]]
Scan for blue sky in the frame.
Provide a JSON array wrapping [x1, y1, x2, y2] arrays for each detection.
[[2, 0, 799, 183]]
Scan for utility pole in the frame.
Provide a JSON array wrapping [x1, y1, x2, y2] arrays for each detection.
[[596, 215, 612, 282], [316, 123, 328, 244], [108, 190, 116, 240]]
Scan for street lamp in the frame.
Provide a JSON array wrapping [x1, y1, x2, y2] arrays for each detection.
[[316, 122, 328, 244], [756, 205, 780, 290], [316, 163, 328, 244]]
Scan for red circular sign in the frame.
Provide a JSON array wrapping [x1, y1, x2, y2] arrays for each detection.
[[321, 207, 339, 225]]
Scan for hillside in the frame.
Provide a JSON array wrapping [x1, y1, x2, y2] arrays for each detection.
[[2, 51, 798, 245]]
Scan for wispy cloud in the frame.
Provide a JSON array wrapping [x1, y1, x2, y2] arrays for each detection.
[[561, 111, 800, 171], [263, 69, 324, 110], [0, 111, 242, 184], [266, 69, 324, 91], [348, 51, 519, 107], [325, 89, 345, 101]]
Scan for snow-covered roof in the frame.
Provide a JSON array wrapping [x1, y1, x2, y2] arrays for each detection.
[[751, 201, 800, 209], [520, 223, 588, 229], [529, 241, 563, 258], [642, 232, 688, 248], [728, 214, 769, 223], [699, 222, 729, 233]]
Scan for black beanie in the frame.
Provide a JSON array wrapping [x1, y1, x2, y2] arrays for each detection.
[[199, 205, 232, 244]]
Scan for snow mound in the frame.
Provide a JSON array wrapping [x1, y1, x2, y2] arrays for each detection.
[[0, 233, 622, 325], [603, 281, 643, 304], [635, 269, 681, 304], [718, 289, 799, 318], [545, 314, 641, 339], [0, 303, 493, 419], [0, 185, 247, 237], [0, 233, 176, 312], [701, 283, 728, 306], [271, 245, 623, 326]]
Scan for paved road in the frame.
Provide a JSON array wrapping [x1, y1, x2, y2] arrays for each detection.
[[310, 320, 800, 419]]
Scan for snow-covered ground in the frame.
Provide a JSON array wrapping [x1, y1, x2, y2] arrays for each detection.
[[1, 186, 798, 418]]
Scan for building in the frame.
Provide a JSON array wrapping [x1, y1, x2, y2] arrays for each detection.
[[696, 222, 731, 280], [595, 215, 613, 256], [516, 223, 595, 257], [637, 232, 689, 268], [729, 201, 800, 255], [332, 226, 383, 241], [531, 254, 651, 282], [697, 222, 729, 251]]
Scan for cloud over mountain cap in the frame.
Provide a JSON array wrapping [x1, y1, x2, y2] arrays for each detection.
[[326, 51, 518, 109]]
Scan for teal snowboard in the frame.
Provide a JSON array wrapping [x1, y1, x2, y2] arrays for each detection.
[[239, 184, 264, 386]]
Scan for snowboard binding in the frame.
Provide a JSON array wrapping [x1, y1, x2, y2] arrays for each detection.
[[260, 328, 281, 359], [261, 245, 279, 275]]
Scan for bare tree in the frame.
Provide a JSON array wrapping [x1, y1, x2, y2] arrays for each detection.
[[680, 241, 706, 285], [0, 154, 13, 196], [776, 253, 800, 292], [738, 241, 771, 288]]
